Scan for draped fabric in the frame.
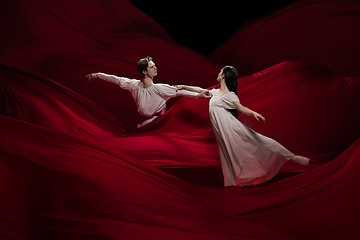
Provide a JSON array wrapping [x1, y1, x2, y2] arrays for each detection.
[[209, 0, 360, 77], [1, 0, 360, 239], [0, 0, 219, 128]]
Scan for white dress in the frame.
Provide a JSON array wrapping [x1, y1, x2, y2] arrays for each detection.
[[96, 73, 199, 127], [209, 89, 295, 186]]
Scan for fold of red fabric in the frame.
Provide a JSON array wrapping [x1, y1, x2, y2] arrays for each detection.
[[1, 0, 360, 239], [210, 0, 360, 78], [1, 113, 360, 239], [2, 62, 359, 172], [0, 0, 220, 128]]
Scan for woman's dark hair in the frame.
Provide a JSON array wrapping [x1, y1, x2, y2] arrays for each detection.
[[222, 65, 238, 118], [137, 56, 153, 79]]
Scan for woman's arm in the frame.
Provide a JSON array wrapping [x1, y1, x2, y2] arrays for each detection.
[[233, 101, 265, 123], [158, 84, 211, 99], [175, 85, 207, 93]]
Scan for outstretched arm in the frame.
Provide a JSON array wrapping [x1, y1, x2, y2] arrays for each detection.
[[233, 101, 265, 123], [175, 85, 207, 93], [86, 73, 138, 90], [158, 84, 211, 99], [86, 73, 98, 81], [86, 73, 121, 85], [175, 85, 211, 98]]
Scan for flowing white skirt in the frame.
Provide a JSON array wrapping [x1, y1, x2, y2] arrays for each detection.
[[210, 107, 294, 186]]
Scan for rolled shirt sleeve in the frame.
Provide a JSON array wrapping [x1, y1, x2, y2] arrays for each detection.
[[96, 73, 139, 91]]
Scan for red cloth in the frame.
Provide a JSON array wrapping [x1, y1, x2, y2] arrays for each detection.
[[0, 0, 219, 127], [210, 0, 360, 78], [1, 0, 360, 239]]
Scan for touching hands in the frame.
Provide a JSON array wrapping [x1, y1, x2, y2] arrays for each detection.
[[86, 73, 97, 82], [253, 112, 265, 123], [174, 85, 211, 99], [198, 90, 211, 99]]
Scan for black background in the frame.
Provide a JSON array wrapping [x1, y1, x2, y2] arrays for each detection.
[[131, 0, 295, 55]]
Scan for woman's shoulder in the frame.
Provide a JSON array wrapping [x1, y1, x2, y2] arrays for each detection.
[[210, 88, 220, 91], [223, 91, 239, 101], [209, 88, 220, 95]]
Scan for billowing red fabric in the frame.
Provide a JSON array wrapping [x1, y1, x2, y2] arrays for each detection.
[[0, 0, 220, 128], [210, 0, 360, 77], [2, 112, 360, 239], [1, 0, 360, 239]]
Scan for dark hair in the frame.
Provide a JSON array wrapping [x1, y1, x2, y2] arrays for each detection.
[[222, 65, 238, 118], [137, 56, 153, 79]]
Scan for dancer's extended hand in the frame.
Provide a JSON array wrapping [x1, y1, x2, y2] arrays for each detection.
[[198, 90, 211, 99], [86, 73, 97, 82], [253, 112, 265, 123]]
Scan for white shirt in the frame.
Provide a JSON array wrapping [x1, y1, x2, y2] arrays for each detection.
[[96, 73, 199, 127]]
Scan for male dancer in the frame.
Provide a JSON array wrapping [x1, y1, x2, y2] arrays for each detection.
[[87, 56, 209, 127]]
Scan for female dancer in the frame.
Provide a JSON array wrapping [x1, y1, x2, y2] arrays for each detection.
[[86, 56, 209, 128], [176, 66, 310, 186]]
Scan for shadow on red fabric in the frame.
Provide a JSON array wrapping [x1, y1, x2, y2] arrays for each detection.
[[1, 0, 360, 239], [210, 0, 360, 77]]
